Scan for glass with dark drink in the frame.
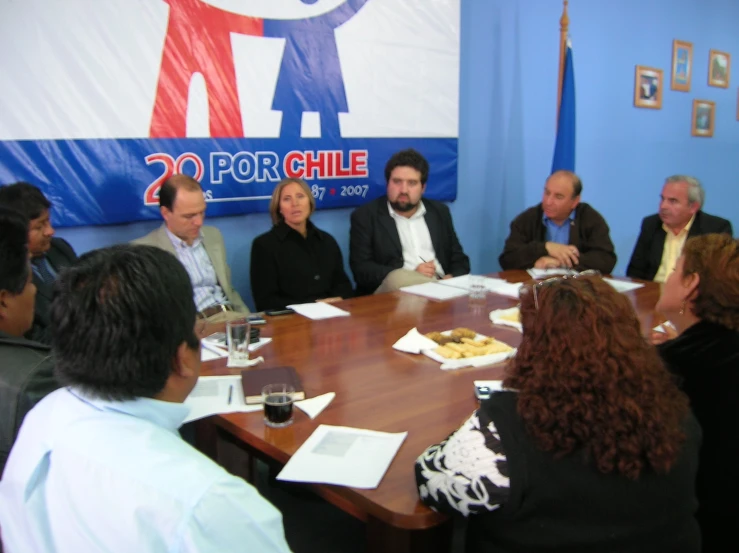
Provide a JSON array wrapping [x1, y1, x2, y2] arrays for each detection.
[[262, 384, 295, 428]]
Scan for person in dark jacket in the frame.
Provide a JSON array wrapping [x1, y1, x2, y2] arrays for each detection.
[[0, 207, 58, 476], [417, 274, 700, 553], [0, 182, 78, 344], [349, 149, 470, 295], [251, 178, 353, 311], [499, 171, 616, 273], [652, 233, 739, 551], [627, 175, 732, 282]]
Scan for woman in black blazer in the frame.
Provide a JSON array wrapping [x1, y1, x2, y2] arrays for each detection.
[[250, 178, 353, 311], [653, 233, 739, 552]]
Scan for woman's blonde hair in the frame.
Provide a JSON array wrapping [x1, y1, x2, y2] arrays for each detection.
[[269, 178, 315, 225]]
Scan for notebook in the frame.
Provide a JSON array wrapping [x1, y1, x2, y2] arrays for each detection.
[[241, 366, 305, 404]]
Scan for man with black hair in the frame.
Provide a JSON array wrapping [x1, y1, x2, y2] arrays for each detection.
[[0, 207, 58, 477], [0, 245, 290, 553], [350, 148, 470, 295], [133, 174, 249, 319], [0, 182, 78, 344]]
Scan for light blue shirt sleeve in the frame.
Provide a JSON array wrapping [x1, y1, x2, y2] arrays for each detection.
[[181, 476, 292, 553]]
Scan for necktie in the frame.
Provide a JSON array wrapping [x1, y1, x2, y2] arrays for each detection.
[[33, 257, 55, 285]]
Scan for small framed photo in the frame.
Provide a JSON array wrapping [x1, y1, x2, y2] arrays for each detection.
[[708, 50, 730, 88], [671, 40, 693, 92], [691, 99, 715, 137], [634, 66, 663, 109]]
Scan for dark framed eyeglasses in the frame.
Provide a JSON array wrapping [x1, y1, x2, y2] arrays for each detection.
[[520, 270, 602, 310]]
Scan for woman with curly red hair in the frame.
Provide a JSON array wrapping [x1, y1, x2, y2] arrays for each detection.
[[653, 233, 739, 551], [416, 274, 701, 553]]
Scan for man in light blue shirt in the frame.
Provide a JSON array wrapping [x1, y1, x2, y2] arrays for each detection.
[[0, 245, 291, 553]]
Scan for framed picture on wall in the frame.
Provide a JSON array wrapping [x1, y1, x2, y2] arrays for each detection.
[[634, 66, 663, 109], [708, 50, 731, 88], [691, 99, 715, 137], [670, 40, 692, 92]]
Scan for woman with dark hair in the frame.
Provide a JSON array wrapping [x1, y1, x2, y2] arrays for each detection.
[[652, 233, 739, 551], [250, 178, 353, 311], [416, 274, 701, 553]]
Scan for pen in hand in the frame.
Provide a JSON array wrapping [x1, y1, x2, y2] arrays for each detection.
[[419, 257, 444, 279], [227, 384, 233, 405]]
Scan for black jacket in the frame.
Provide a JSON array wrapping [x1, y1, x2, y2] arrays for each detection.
[[658, 321, 739, 551], [498, 203, 617, 273], [0, 331, 58, 476], [466, 392, 700, 553], [626, 211, 733, 281], [27, 237, 78, 344], [349, 196, 470, 295], [250, 221, 353, 311]]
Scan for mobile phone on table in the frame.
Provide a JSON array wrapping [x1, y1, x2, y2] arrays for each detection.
[[265, 308, 295, 316], [474, 385, 493, 401], [247, 315, 267, 325]]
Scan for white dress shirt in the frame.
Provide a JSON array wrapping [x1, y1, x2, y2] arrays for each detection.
[[387, 201, 445, 276], [0, 388, 292, 553]]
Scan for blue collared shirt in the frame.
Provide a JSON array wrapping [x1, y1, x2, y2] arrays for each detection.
[[543, 210, 576, 245], [0, 388, 292, 553], [165, 227, 229, 311]]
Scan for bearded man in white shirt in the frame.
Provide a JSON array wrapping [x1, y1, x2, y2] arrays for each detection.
[[0, 244, 291, 553], [349, 149, 470, 295]]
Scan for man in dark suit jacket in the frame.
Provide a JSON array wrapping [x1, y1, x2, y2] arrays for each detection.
[[0, 207, 58, 476], [499, 171, 617, 274], [0, 182, 78, 344], [626, 175, 733, 281], [350, 149, 470, 295]]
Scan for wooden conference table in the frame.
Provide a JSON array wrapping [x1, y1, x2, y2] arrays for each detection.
[[197, 271, 662, 553]]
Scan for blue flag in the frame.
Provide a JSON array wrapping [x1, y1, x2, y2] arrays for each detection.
[[552, 41, 576, 172]]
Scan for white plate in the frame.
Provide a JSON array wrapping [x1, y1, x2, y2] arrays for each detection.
[[489, 307, 522, 332], [421, 331, 516, 371]]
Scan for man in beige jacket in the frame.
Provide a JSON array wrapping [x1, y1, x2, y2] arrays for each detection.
[[133, 174, 249, 320]]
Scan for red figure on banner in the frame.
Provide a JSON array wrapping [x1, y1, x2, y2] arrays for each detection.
[[150, 0, 263, 138]]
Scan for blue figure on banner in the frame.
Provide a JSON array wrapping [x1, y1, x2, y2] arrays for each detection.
[[263, 0, 371, 140]]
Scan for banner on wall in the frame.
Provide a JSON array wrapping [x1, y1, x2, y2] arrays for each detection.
[[0, 0, 460, 227]]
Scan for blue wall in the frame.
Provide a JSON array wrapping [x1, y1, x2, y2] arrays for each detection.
[[57, 0, 739, 310]]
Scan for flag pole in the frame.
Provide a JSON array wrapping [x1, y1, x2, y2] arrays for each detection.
[[557, 0, 570, 123]]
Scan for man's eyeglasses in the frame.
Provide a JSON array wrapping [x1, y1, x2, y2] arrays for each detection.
[[520, 270, 601, 310]]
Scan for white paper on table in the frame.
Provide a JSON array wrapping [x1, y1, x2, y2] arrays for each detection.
[[400, 282, 469, 300], [489, 307, 522, 332], [184, 375, 262, 423], [527, 268, 577, 279], [295, 392, 335, 419], [392, 327, 440, 354], [200, 337, 273, 362], [276, 425, 407, 489], [287, 302, 351, 320], [602, 278, 645, 293]]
